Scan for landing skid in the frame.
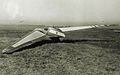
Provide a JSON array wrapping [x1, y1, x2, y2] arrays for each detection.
[[50, 37, 63, 42]]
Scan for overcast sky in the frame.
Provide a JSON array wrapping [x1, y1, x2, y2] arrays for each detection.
[[0, 0, 120, 25]]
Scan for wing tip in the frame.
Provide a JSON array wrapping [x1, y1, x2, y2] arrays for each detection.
[[2, 46, 15, 54]]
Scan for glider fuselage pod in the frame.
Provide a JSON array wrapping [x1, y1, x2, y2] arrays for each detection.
[[35, 27, 65, 38]]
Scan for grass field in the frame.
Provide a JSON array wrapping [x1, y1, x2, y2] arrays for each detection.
[[0, 25, 120, 75]]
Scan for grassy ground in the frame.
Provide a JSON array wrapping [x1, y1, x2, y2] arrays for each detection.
[[0, 25, 120, 75]]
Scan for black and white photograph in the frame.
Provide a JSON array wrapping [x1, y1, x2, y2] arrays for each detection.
[[0, 0, 120, 75]]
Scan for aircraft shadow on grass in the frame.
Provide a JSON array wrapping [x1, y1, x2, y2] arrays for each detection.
[[11, 39, 119, 54], [13, 39, 84, 53]]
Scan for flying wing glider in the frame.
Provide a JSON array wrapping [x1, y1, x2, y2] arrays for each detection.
[[2, 24, 109, 53]]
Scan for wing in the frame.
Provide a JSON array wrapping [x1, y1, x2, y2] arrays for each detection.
[[2, 29, 46, 53], [59, 25, 106, 32]]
